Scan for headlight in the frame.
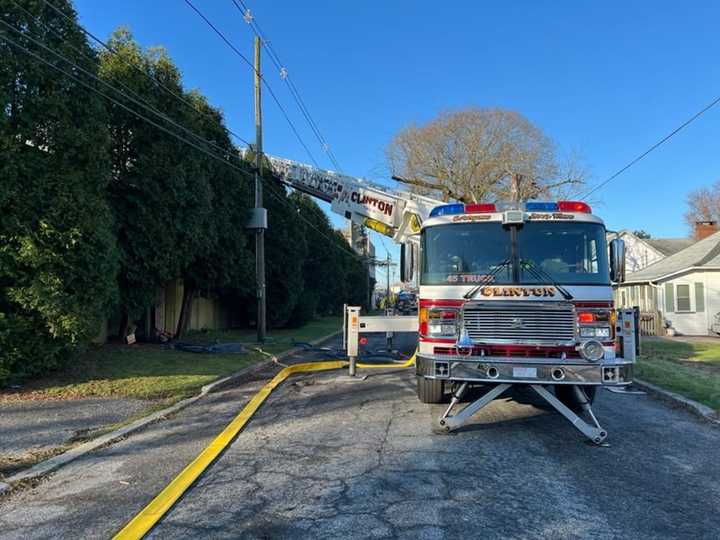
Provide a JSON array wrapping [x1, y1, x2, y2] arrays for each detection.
[[580, 326, 611, 338], [579, 327, 596, 338], [428, 322, 458, 336], [420, 307, 460, 338], [579, 340, 605, 362], [595, 327, 611, 338]]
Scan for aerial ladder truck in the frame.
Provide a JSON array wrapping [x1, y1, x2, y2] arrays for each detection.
[[259, 154, 638, 445]]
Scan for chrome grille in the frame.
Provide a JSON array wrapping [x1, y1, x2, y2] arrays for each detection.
[[463, 301, 576, 344]]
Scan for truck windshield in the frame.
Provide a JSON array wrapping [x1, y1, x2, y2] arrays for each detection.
[[421, 221, 609, 286]]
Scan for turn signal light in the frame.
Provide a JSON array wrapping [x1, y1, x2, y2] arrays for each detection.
[[578, 312, 595, 323], [419, 307, 428, 336]]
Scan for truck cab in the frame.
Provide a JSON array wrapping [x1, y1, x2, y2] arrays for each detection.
[[414, 200, 631, 410]]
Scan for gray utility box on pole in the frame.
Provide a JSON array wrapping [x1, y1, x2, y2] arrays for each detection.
[[246, 208, 267, 229]]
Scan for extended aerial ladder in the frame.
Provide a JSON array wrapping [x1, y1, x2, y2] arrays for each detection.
[[248, 152, 431, 373], [257, 153, 442, 245]]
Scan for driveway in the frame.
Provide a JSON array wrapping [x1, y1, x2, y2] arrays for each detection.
[[0, 333, 718, 539]]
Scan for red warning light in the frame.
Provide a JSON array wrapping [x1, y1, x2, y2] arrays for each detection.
[[359, 337, 368, 345], [558, 201, 591, 213]]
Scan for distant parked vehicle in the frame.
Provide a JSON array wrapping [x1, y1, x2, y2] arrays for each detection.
[[396, 291, 417, 314]]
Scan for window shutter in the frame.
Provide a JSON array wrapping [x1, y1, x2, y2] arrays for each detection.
[[695, 282, 705, 313], [665, 283, 674, 312]]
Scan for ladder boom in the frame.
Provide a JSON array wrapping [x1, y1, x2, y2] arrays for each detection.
[[258, 153, 441, 243]]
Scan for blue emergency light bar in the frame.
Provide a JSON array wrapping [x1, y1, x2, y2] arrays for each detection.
[[525, 202, 557, 211], [429, 200, 591, 218], [429, 203, 465, 217]]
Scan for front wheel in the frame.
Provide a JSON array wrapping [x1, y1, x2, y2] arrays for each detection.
[[417, 376, 445, 403], [555, 385, 596, 413]]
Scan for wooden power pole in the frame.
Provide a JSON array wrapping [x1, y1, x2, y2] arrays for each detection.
[[254, 36, 266, 343]]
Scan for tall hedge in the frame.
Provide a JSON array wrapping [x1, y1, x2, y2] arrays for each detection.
[[0, 2, 376, 385], [0, 0, 119, 383]]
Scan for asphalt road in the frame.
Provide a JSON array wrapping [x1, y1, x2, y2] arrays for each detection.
[[1, 333, 718, 539], [0, 398, 152, 459]]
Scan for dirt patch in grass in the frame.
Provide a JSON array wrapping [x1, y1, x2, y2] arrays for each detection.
[[0, 447, 70, 481]]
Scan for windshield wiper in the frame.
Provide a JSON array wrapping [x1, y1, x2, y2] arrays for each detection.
[[464, 259, 512, 299], [520, 259, 574, 300]]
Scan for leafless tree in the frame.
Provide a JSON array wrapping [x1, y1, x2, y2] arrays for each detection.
[[386, 108, 586, 203], [685, 180, 720, 227]]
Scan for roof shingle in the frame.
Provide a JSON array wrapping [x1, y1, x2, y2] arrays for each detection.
[[625, 231, 720, 282], [645, 237, 695, 256]]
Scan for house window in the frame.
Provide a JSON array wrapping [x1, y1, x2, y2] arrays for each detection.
[[676, 284, 691, 312]]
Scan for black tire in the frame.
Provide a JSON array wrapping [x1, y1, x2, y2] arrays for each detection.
[[555, 385, 596, 413], [417, 376, 445, 404]]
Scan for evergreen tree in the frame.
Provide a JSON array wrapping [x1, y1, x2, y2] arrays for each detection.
[[99, 29, 216, 335], [261, 178, 308, 328], [0, 0, 118, 383], [174, 91, 254, 336]]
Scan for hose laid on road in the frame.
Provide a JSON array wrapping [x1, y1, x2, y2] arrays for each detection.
[[357, 354, 416, 369], [113, 353, 415, 539]]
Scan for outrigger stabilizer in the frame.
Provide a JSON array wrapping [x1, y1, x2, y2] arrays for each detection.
[[439, 383, 608, 445]]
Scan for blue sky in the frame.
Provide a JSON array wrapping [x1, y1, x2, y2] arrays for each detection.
[[74, 0, 720, 271]]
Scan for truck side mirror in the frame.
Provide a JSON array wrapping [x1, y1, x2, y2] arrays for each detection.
[[400, 243, 415, 282], [609, 238, 626, 283]]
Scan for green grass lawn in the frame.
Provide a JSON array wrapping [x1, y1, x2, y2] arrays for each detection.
[[638, 338, 720, 412], [1, 317, 341, 403]]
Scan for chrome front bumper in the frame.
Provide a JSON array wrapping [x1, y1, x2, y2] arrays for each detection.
[[416, 355, 633, 386]]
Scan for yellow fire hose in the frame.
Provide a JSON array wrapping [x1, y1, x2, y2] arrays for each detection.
[[114, 353, 416, 539]]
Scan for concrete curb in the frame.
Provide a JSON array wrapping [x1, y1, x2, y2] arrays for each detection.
[[0, 330, 342, 493], [634, 378, 720, 426]]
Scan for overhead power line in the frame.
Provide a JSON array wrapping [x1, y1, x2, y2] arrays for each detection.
[[0, 16, 242, 167], [40, 0, 251, 147], [0, 28, 362, 263], [231, 0, 343, 173], [581, 94, 720, 200], [183, 0, 322, 169]]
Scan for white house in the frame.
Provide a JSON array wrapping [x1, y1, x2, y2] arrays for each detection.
[[616, 230, 720, 335], [608, 230, 694, 273]]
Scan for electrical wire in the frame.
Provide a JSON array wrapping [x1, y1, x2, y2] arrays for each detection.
[[0, 28, 363, 263], [580, 94, 720, 200], [231, 0, 343, 172], [1, 14, 241, 166], [183, 0, 322, 169], [40, 0, 252, 147]]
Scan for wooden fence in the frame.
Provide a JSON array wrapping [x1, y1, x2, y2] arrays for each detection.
[[638, 310, 663, 336]]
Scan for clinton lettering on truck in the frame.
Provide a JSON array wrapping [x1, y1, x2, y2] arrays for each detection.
[[445, 277, 557, 297], [349, 191, 394, 216], [445, 276, 557, 298], [480, 286, 557, 297]]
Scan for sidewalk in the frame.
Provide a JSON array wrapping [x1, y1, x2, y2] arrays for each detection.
[[0, 397, 153, 479]]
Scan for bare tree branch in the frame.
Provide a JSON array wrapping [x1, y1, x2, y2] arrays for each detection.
[[685, 180, 720, 232], [386, 107, 587, 203]]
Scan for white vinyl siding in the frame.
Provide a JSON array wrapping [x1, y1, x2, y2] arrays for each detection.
[[658, 272, 713, 335], [615, 271, 717, 335]]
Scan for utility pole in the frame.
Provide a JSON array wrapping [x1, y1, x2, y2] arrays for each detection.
[[254, 36, 266, 343]]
